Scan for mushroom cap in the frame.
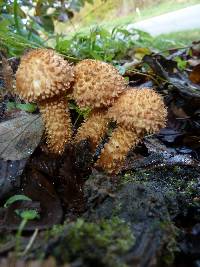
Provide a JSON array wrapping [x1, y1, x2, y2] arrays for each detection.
[[73, 59, 127, 109], [107, 88, 167, 134], [16, 49, 74, 102]]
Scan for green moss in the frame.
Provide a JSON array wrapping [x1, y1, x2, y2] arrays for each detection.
[[120, 171, 150, 185], [47, 217, 135, 267], [44, 222, 68, 239], [159, 221, 179, 266], [120, 166, 200, 219]]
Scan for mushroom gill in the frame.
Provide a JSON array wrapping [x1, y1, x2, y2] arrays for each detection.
[[16, 48, 74, 154], [96, 88, 167, 174]]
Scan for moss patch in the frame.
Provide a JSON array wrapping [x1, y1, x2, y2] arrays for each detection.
[[43, 217, 135, 267]]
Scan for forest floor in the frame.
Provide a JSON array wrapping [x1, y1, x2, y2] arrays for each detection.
[[1, 2, 200, 265], [1, 37, 200, 267]]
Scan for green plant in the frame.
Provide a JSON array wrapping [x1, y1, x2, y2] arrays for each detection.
[[4, 195, 40, 255], [69, 102, 91, 126], [4, 194, 32, 208], [0, 0, 97, 56], [15, 209, 40, 255], [55, 26, 154, 62], [6, 101, 37, 113], [174, 56, 187, 71]]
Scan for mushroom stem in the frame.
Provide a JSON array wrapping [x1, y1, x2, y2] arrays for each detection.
[[95, 126, 140, 174], [74, 110, 109, 151], [39, 96, 72, 154]]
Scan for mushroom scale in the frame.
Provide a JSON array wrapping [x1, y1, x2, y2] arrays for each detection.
[[73, 59, 127, 109], [96, 88, 167, 174], [15, 48, 74, 154]]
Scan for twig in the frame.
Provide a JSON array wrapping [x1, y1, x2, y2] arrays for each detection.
[[21, 228, 39, 256], [13, 0, 21, 35], [60, 53, 80, 62], [127, 69, 163, 86]]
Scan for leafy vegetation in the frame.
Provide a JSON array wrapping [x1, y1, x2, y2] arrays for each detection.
[[44, 217, 135, 267], [7, 101, 37, 113], [0, 0, 98, 55], [55, 26, 154, 62], [15, 209, 40, 254], [3, 195, 40, 255], [1, 0, 193, 59], [157, 29, 200, 47], [4, 194, 32, 208]]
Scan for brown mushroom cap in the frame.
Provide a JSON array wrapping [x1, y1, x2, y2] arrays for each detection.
[[107, 88, 167, 134], [16, 49, 74, 102], [73, 59, 126, 109]]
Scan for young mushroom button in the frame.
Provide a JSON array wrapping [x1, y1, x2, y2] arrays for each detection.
[[16, 49, 74, 154]]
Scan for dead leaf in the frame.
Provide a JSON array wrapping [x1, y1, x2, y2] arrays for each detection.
[[0, 170, 63, 230], [0, 112, 44, 160], [0, 256, 67, 267], [189, 64, 200, 84], [0, 160, 27, 199], [188, 58, 200, 67], [191, 41, 200, 58], [0, 54, 14, 92], [143, 54, 200, 99], [134, 47, 151, 60]]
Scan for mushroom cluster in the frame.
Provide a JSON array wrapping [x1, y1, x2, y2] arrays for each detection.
[[72, 59, 166, 174], [15, 48, 167, 174]]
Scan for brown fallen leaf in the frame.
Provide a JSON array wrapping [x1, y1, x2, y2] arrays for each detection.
[[0, 255, 70, 267], [189, 64, 200, 84], [0, 112, 44, 160], [0, 53, 14, 92], [0, 169, 63, 230]]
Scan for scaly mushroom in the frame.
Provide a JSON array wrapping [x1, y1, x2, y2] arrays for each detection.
[[16, 48, 74, 154], [96, 88, 167, 174], [73, 59, 127, 150]]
